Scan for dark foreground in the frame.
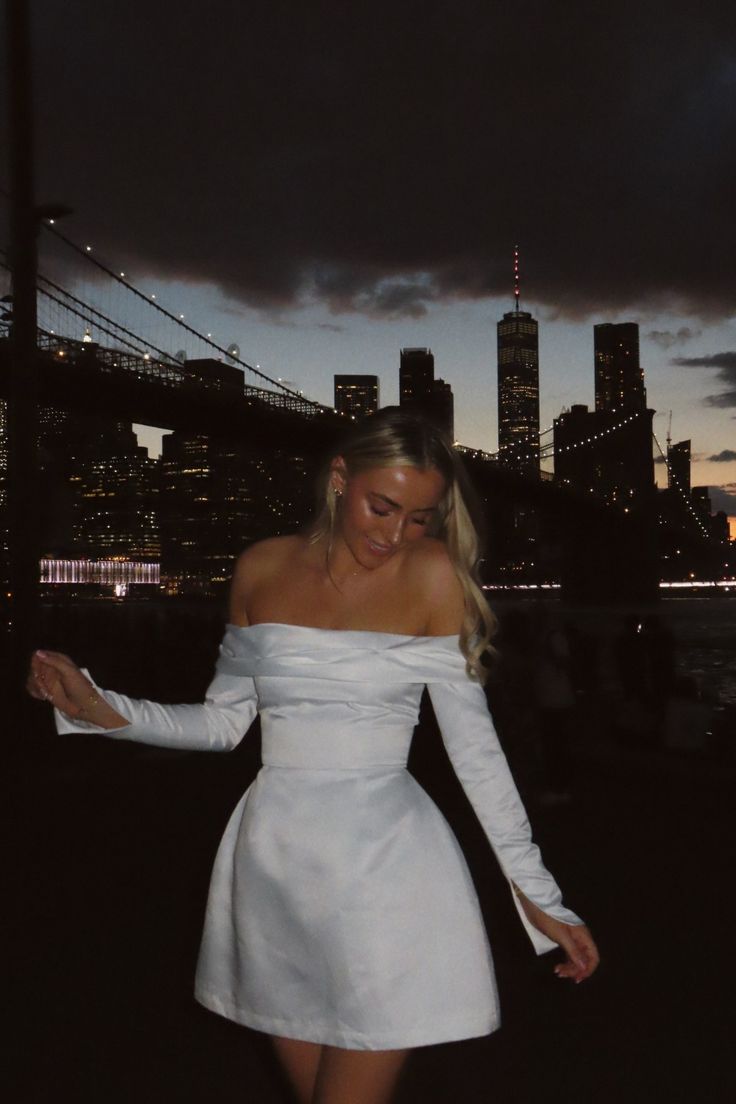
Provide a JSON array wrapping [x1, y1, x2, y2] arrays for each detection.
[[9, 704, 733, 1104]]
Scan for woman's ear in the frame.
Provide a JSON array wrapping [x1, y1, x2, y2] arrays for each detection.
[[329, 456, 348, 495]]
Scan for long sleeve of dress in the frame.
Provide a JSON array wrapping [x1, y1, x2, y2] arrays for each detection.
[[53, 663, 258, 752], [427, 678, 584, 954]]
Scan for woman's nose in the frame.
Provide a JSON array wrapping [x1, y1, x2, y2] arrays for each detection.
[[385, 516, 405, 545]]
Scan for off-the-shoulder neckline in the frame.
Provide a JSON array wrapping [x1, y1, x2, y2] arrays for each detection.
[[225, 621, 460, 642]]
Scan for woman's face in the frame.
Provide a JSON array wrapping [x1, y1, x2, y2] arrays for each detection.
[[331, 461, 447, 569]]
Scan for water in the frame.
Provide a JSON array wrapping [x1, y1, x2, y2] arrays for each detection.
[[658, 594, 736, 706], [28, 589, 735, 727], [490, 591, 736, 707]]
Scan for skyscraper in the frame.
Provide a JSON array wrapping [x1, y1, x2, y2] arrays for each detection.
[[334, 374, 379, 419], [667, 439, 691, 497], [399, 348, 434, 407], [594, 323, 646, 413], [496, 249, 539, 475], [399, 348, 454, 438], [430, 378, 454, 441]]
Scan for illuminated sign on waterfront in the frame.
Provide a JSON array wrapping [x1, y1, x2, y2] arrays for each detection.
[[40, 560, 160, 585]]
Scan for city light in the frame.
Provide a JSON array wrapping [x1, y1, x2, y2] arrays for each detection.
[[40, 560, 160, 585]]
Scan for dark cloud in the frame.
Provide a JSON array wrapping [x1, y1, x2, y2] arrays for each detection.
[[673, 353, 736, 370], [7, 1, 736, 320], [672, 352, 736, 407], [647, 327, 701, 349], [704, 391, 736, 409], [349, 277, 439, 321], [708, 449, 736, 461], [309, 265, 438, 319]]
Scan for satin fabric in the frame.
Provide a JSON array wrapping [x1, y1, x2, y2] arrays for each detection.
[[55, 623, 584, 1050]]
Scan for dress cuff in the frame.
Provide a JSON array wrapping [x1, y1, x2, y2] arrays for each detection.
[[53, 669, 132, 735]]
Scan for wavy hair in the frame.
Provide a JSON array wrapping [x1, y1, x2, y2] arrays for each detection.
[[310, 407, 496, 681]]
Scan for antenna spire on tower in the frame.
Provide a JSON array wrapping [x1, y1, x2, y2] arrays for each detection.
[[513, 245, 521, 311]]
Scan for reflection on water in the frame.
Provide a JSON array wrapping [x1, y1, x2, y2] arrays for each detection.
[[486, 592, 735, 768], [493, 593, 736, 706], [660, 594, 736, 706], [31, 588, 734, 772], [36, 591, 735, 704]]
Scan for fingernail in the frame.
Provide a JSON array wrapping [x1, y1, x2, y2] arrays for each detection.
[[36, 650, 48, 658]]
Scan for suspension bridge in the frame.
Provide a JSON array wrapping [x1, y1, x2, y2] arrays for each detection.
[[0, 205, 724, 556]]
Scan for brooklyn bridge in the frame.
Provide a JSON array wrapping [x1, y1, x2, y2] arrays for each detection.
[[2, 170, 729, 715], [2, 210, 725, 608]]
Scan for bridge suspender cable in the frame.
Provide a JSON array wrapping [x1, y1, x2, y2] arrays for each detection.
[[652, 430, 726, 546], [39, 220, 324, 409], [1, 252, 181, 363]]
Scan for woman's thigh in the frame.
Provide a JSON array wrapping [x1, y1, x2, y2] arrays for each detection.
[[270, 1035, 323, 1104], [312, 1046, 409, 1104]]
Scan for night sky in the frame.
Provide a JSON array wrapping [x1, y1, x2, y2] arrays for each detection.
[[3, 1, 735, 519]]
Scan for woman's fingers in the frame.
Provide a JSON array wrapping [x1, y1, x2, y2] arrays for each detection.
[[28, 655, 56, 700], [28, 650, 88, 713], [553, 925, 600, 982], [34, 650, 78, 672], [26, 672, 48, 700], [516, 891, 600, 983]]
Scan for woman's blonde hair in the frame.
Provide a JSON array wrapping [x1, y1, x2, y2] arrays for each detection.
[[310, 406, 496, 681]]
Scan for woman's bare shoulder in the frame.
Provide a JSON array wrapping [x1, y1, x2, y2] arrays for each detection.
[[229, 535, 308, 623], [404, 539, 465, 634], [233, 534, 305, 574], [405, 537, 458, 581]]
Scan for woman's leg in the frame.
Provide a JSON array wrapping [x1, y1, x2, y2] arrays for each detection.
[[312, 1046, 409, 1104], [270, 1035, 323, 1104]]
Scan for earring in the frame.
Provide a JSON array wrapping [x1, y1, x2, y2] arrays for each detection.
[[332, 486, 342, 498]]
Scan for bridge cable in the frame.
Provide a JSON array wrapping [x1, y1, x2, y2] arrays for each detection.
[[39, 219, 324, 407], [652, 429, 727, 547]]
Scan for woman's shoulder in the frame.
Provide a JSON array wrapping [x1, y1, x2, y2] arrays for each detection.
[[403, 538, 459, 585], [233, 534, 305, 572], [229, 535, 307, 607], [402, 539, 465, 634]]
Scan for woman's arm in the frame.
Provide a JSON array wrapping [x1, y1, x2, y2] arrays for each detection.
[[421, 548, 598, 978], [427, 676, 598, 978], [31, 645, 259, 752], [27, 556, 262, 752]]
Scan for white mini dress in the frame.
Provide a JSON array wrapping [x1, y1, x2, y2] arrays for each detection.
[[56, 623, 583, 1050]]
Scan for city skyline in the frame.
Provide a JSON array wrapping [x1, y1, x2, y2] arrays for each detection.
[[1, 1, 734, 517], [19, 257, 736, 526], [108, 279, 733, 519]]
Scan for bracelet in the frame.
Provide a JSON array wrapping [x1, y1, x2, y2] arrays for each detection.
[[78, 691, 102, 716]]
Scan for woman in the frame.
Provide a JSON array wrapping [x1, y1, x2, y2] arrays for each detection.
[[28, 407, 599, 1104]]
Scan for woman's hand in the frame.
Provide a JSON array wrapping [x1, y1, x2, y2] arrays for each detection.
[[26, 650, 128, 728], [514, 887, 600, 982]]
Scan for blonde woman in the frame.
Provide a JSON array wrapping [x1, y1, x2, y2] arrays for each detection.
[[28, 407, 599, 1104]]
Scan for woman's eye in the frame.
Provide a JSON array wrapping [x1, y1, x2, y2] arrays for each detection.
[[370, 507, 390, 517], [411, 517, 429, 527]]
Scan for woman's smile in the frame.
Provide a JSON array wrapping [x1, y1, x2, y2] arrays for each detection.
[[365, 536, 395, 557]]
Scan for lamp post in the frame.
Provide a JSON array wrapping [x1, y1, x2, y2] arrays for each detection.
[[6, 0, 40, 710]]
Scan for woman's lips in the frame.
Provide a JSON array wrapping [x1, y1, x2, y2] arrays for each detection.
[[366, 537, 394, 556]]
